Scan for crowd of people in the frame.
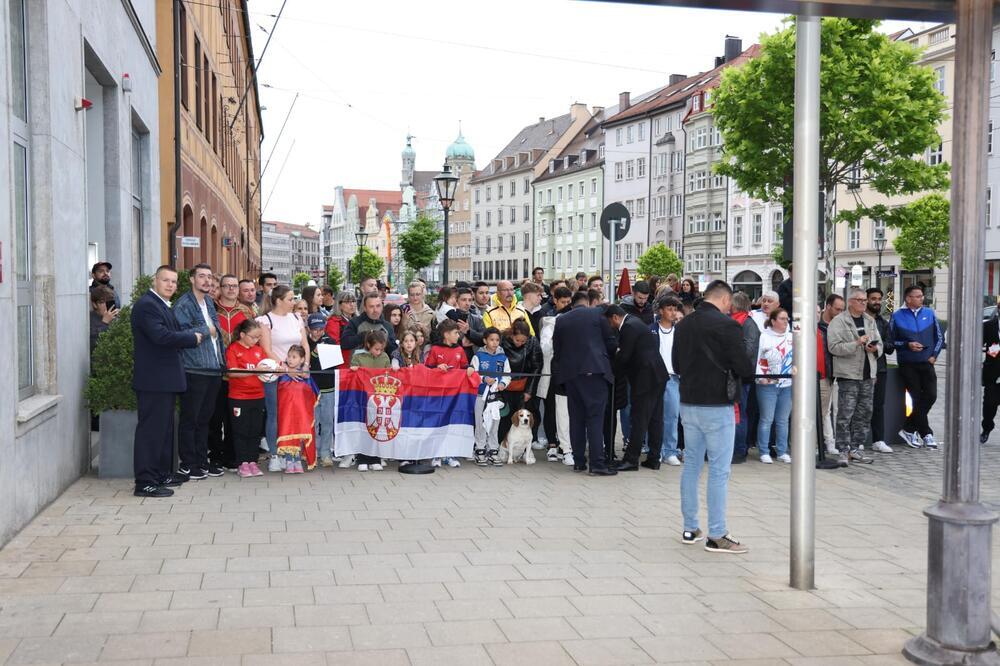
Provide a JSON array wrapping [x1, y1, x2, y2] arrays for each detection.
[[105, 256, 949, 555]]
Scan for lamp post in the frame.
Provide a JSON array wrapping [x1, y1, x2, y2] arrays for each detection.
[[434, 164, 459, 286], [874, 231, 886, 291], [354, 230, 369, 295]]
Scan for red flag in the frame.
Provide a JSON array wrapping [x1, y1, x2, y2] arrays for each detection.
[[616, 267, 632, 298]]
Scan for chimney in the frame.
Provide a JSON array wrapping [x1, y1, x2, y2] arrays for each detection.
[[539, 116, 545, 124], [669, 73, 686, 85], [714, 56, 725, 67], [619, 91, 631, 111], [592, 105, 604, 116], [570, 102, 589, 120], [725, 35, 742, 63]]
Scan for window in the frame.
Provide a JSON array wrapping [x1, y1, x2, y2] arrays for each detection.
[[713, 126, 722, 146], [929, 28, 949, 45], [625, 244, 633, 261], [598, 145, 605, 159], [179, 4, 188, 108], [591, 212, 597, 229], [752, 214, 763, 245], [635, 242, 643, 258], [625, 200, 634, 217], [615, 245, 621, 261], [616, 128, 623, 146], [557, 218, 563, 233], [498, 208, 503, 225], [636, 198, 646, 218], [131, 128, 147, 274], [523, 258, 529, 277], [590, 248, 596, 266], [989, 121, 994, 155], [688, 214, 706, 234], [928, 142, 944, 166], [692, 95, 701, 112], [475, 213, 480, 229], [933, 66, 945, 94], [733, 215, 743, 246], [568, 183, 575, 201], [989, 187, 993, 227], [695, 127, 708, 149], [638, 123, 646, 141], [523, 177, 530, 194], [637, 157, 646, 178], [203, 53, 211, 140], [497, 182, 503, 200], [524, 204, 530, 221], [712, 174, 724, 189], [486, 211, 492, 227], [712, 212, 724, 232], [627, 125, 635, 143], [656, 195, 667, 219], [486, 186, 491, 201], [848, 162, 862, 189], [557, 251, 562, 268], [474, 238, 480, 254], [615, 163, 623, 181], [194, 38, 202, 129], [557, 186, 563, 202], [540, 252, 546, 267], [993, 50, 996, 82], [591, 177, 597, 194], [848, 220, 860, 249], [524, 232, 530, 250], [509, 234, 515, 252], [475, 189, 481, 204], [510, 180, 516, 197], [711, 252, 722, 273], [578, 249, 583, 267], [11, 0, 32, 398], [578, 181, 584, 199], [671, 152, 683, 172], [664, 114, 673, 131], [696, 171, 707, 191], [772, 211, 783, 243], [546, 188, 552, 203], [653, 118, 660, 135], [626, 160, 635, 179], [486, 237, 491, 253]]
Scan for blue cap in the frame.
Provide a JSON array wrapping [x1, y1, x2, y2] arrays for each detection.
[[307, 313, 327, 329]]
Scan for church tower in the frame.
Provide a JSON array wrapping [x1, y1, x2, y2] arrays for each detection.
[[400, 134, 415, 190], [445, 126, 475, 170]]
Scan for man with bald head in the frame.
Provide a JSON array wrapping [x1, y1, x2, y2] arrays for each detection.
[[483, 280, 534, 335]]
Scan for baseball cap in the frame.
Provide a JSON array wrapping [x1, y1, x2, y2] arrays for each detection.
[[91, 261, 112, 273], [376, 280, 387, 290], [306, 313, 327, 329]]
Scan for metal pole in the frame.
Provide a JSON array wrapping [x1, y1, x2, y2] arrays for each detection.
[[443, 206, 450, 286], [904, 1, 1000, 662], [610, 219, 617, 302], [789, 12, 819, 591]]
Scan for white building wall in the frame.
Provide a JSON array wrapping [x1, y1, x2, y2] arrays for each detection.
[[649, 108, 686, 256], [533, 165, 605, 279], [603, 118, 651, 280], [985, 26, 1000, 298], [0, 0, 162, 545]]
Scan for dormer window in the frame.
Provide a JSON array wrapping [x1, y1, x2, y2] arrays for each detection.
[[549, 160, 556, 173], [580, 150, 587, 165]]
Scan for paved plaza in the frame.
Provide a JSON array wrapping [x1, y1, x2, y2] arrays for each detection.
[[1, 439, 998, 666]]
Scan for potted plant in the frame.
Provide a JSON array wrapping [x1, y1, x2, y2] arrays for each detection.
[[85, 272, 191, 478]]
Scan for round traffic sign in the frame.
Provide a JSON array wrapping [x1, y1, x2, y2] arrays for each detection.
[[600, 203, 631, 241]]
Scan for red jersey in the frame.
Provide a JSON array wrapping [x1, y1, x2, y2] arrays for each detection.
[[424, 344, 468, 369], [215, 301, 251, 348], [226, 342, 267, 400]]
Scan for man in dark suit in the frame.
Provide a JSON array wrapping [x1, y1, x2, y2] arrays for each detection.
[[982, 310, 1000, 443], [552, 304, 618, 475], [132, 265, 201, 498], [605, 304, 669, 470]]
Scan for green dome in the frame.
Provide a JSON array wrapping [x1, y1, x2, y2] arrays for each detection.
[[402, 134, 415, 157], [446, 132, 475, 161]]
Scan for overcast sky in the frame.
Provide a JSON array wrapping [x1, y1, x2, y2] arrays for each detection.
[[250, 1, 931, 228]]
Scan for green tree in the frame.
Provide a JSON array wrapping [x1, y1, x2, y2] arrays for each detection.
[[350, 245, 385, 284], [713, 18, 950, 272], [852, 193, 949, 271], [636, 243, 683, 279], [397, 214, 443, 277], [326, 265, 344, 293], [292, 272, 311, 292]]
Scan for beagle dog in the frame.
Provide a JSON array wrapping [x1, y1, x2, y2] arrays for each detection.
[[504, 408, 536, 465]]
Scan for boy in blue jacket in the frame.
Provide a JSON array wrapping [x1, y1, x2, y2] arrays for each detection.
[[889, 285, 943, 449]]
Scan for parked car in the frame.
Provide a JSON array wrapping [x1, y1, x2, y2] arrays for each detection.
[[384, 293, 406, 307], [985, 305, 996, 322]]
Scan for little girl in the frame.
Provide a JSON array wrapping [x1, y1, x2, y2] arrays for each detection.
[[350, 330, 391, 471], [226, 319, 267, 478], [391, 329, 422, 370], [413, 327, 429, 359], [276, 344, 319, 474], [424, 320, 472, 468]]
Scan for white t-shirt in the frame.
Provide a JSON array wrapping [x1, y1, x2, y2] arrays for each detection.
[[257, 311, 304, 361], [657, 324, 675, 375], [197, 297, 219, 361]]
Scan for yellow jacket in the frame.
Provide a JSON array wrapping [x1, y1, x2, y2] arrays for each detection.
[[483, 293, 534, 336]]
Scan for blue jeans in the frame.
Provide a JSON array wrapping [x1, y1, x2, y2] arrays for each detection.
[[680, 403, 736, 539], [264, 380, 278, 456], [755, 383, 792, 457], [315, 390, 335, 460], [660, 377, 681, 460], [733, 384, 751, 457]]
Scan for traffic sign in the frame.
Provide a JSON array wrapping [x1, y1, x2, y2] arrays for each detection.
[[600, 203, 631, 241]]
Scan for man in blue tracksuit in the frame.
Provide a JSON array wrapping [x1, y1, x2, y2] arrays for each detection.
[[889, 285, 943, 449]]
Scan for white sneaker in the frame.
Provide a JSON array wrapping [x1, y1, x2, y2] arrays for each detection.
[[259, 437, 270, 452], [357, 464, 369, 472], [431, 458, 442, 467], [825, 443, 838, 455], [872, 441, 894, 453], [777, 454, 792, 464], [531, 441, 545, 450], [923, 434, 938, 449], [546, 449, 559, 462], [562, 453, 575, 466], [338, 455, 356, 469], [267, 456, 281, 473], [665, 455, 681, 467], [370, 463, 383, 471], [759, 454, 774, 464], [900, 430, 923, 449], [446, 458, 461, 468]]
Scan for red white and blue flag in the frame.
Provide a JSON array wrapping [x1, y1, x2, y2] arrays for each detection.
[[334, 366, 479, 459]]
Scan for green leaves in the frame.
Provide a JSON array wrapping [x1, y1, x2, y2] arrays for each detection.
[[326, 265, 344, 293], [636, 243, 683, 280], [350, 245, 385, 284], [292, 272, 312, 292], [885, 194, 950, 270], [397, 214, 443, 275]]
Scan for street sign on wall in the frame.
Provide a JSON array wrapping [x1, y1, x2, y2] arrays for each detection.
[[179, 236, 201, 248]]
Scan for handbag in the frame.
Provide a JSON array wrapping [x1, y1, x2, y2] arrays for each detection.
[[703, 343, 740, 403]]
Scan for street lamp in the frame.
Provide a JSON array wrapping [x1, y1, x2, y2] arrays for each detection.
[[355, 230, 369, 295], [873, 230, 887, 289], [434, 163, 459, 286]]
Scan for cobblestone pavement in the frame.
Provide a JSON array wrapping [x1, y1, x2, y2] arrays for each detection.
[[2, 453, 999, 665]]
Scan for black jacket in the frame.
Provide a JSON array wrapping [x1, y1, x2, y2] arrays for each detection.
[[341, 313, 398, 354], [614, 314, 668, 396], [984, 316, 1000, 386], [502, 335, 543, 396], [619, 295, 654, 325], [131, 290, 199, 393], [873, 313, 894, 374], [777, 277, 793, 314], [673, 301, 755, 405], [552, 306, 616, 388]]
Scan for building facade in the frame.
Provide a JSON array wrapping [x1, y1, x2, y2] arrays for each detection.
[[156, 0, 262, 277], [261, 221, 291, 285], [984, 26, 1000, 300], [726, 183, 787, 299], [1, 0, 162, 545], [471, 104, 591, 284], [445, 131, 476, 284]]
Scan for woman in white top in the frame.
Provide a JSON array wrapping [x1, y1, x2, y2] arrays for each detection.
[[755, 307, 794, 464], [257, 285, 309, 471]]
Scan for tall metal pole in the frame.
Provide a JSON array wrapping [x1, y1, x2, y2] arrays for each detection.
[[789, 12, 819, 591], [442, 206, 450, 286], [610, 218, 617, 302], [904, 1, 1000, 663]]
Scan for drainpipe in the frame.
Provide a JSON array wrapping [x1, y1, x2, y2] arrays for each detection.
[[169, 0, 182, 267]]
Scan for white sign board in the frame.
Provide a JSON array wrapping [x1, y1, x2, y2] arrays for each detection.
[[180, 236, 201, 248]]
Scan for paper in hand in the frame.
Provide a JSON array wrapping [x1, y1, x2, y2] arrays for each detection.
[[316, 343, 344, 369]]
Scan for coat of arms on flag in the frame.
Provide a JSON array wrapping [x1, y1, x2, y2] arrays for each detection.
[[367, 373, 402, 441]]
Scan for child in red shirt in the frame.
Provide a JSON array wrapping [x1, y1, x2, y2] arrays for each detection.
[[423, 320, 472, 468], [226, 319, 268, 478]]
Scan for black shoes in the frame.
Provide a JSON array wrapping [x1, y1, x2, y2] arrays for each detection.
[[159, 475, 186, 487], [589, 468, 618, 477], [206, 465, 225, 477], [640, 460, 661, 471], [616, 461, 639, 472], [179, 467, 207, 480], [731, 453, 747, 465], [981, 431, 990, 444], [134, 484, 173, 498], [573, 463, 587, 472]]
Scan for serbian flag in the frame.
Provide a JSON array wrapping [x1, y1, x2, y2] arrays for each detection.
[[334, 366, 479, 459]]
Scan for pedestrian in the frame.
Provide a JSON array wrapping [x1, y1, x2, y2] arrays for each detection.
[[174, 264, 226, 480], [238, 279, 259, 315], [828, 288, 882, 465], [89, 285, 118, 353], [678, 278, 698, 306], [538, 286, 574, 463], [384, 303, 405, 339], [620, 280, 654, 325], [777, 264, 793, 314], [210, 274, 253, 472], [356, 277, 378, 309], [341, 292, 398, 355], [256, 272, 278, 315], [225, 319, 267, 478], [605, 304, 668, 470], [889, 285, 943, 449], [498, 319, 543, 448], [730, 291, 758, 464], [531, 266, 551, 303], [276, 345, 319, 473], [391, 329, 423, 369], [348, 329, 392, 472], [257, 285, 310, 472], [324, 291, 357, 369], [587, 275, 604, 296], [403, 280, 436, 340], [552, 298, 618, 475], [750, 290, 779, 331], [301, 285, 323, 315], [866, 288, 895, 453], [293, 299, 309, 323], [450, 287, 486, 360], [654, 295, 683, 466], [319, 286, 336, 317], [981, 308, 1000, 443], [471, 327, 511, 466], [306, 313, 336, 467], [90, 261, 121, 309], [131, 266, 202, 497], [471, 281, 491, 317], [520, 282, 546, 336], [818, 294, 845, 454], [587, 288, 603, 306], [484, 280, 534, 335], [672, 280, 754, 553], [434, 286, 457, 324], [755, 308, 794, 464], [424, 319, 471, 468]]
